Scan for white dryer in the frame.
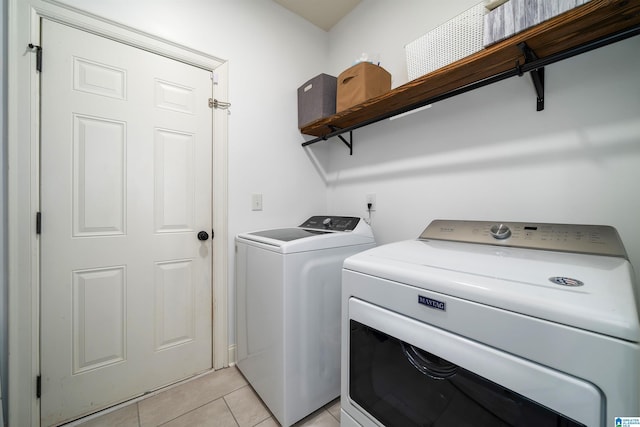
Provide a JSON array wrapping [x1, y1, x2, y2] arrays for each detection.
[[235, 216, 375, 426], [341, 220, 640, 427]]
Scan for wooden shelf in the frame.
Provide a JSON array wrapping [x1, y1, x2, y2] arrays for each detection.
[[300, 0, 640, 141]]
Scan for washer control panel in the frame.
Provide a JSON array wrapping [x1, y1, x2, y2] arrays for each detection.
[[300, 216, 361, 232], [420, 220, 627, 258]]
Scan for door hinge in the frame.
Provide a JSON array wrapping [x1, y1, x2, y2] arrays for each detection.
[[36, 375, 42, 398], [211, 229, 215, 239], [36, 211, 42, 234], [28, 44, 42, 72]]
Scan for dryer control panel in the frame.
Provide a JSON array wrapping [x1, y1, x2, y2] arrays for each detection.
[[300, 216, 361, 232], [420, 220, 627, 258]]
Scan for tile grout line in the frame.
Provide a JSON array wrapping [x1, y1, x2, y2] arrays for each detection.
[[151, 379, 257, 426], [67, 369, 224, 426], [142, 368, 250, 426], [226, 385, 272, 427], [322, 399, 341, 425], [221, 395, 241, 427], [249, 412, 271, 427], [157, 396, 228, 427], [70, 368, 339, 427]]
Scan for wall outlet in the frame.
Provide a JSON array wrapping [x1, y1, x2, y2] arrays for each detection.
[[252, 193, 263, 211], [366, 193, 376, 212]]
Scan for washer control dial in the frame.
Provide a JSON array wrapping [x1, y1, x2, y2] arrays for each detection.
[[322, 217, 333, 228], [490, 223, 511, 240]]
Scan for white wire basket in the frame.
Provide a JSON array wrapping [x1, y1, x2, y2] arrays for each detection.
[[405, 2, 486, 81]]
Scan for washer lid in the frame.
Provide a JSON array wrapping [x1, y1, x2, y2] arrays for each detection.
[[247, 228, 329, 242], [344, 239, 640, 342], [236, 216, 375, 253]]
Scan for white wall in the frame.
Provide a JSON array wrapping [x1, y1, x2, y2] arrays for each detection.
[[1, 0, 8, 421], [20, 0, 332, 350], [314, 1, 640, 288], [329, 0, 480, 88], [6, 5, 639, 411]]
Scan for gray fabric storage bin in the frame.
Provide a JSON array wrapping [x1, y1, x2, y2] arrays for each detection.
[[297, 74, 337, 129]]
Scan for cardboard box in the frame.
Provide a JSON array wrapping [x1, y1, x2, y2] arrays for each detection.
[[297, 73, 337, 128], [336, 62, 391, 112]]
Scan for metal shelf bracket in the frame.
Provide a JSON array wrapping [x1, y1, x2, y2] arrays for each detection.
[[517, 42, 545, 111], [304, 126, 353, 155], [332, 127, 353, 155]]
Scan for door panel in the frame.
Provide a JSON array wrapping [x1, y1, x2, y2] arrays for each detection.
[[40, 19, 213, 426], [72, 266, 126, 374], [154, 129, 196, 232], [73, 115, 126, 236], [154, 259, 196, 350]]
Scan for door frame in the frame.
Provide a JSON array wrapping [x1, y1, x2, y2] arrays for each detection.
[[7, 1, 230, 425]]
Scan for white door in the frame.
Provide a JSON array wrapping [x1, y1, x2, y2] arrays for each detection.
[[40, 19, 213, 426]]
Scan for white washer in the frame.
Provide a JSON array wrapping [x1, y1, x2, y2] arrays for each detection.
[[235, 216, 375, 426], [341, 220, 640, 427]]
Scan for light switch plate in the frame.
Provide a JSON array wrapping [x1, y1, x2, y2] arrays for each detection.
[[252, 194, 263, 211]]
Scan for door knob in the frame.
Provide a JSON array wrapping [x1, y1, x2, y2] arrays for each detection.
[[197, 231, 209, 241]]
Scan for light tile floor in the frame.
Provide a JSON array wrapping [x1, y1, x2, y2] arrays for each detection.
[[68, 367, 341, 427]]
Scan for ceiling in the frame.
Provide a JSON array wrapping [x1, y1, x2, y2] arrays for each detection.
[[272, 0, 362, 31]]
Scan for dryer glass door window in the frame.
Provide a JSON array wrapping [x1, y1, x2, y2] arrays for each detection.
[[349, 320, 585, 427]]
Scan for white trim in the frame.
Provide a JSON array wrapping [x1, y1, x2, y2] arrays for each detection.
[[212, 61, 230, 370], [227, 344, 238, 367], [40, 0, 225, 70], [8, 2, 42, 424], [8, 2, 229, 425]]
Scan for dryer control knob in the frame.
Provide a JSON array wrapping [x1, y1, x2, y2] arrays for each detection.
[[322, 217, 333, 228], [490, 224, 511, 240]]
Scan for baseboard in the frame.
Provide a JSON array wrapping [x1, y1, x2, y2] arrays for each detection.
[[227, 344, 237, 366]]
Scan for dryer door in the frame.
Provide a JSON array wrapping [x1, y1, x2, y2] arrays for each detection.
[[346, 299, 602, 427]]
